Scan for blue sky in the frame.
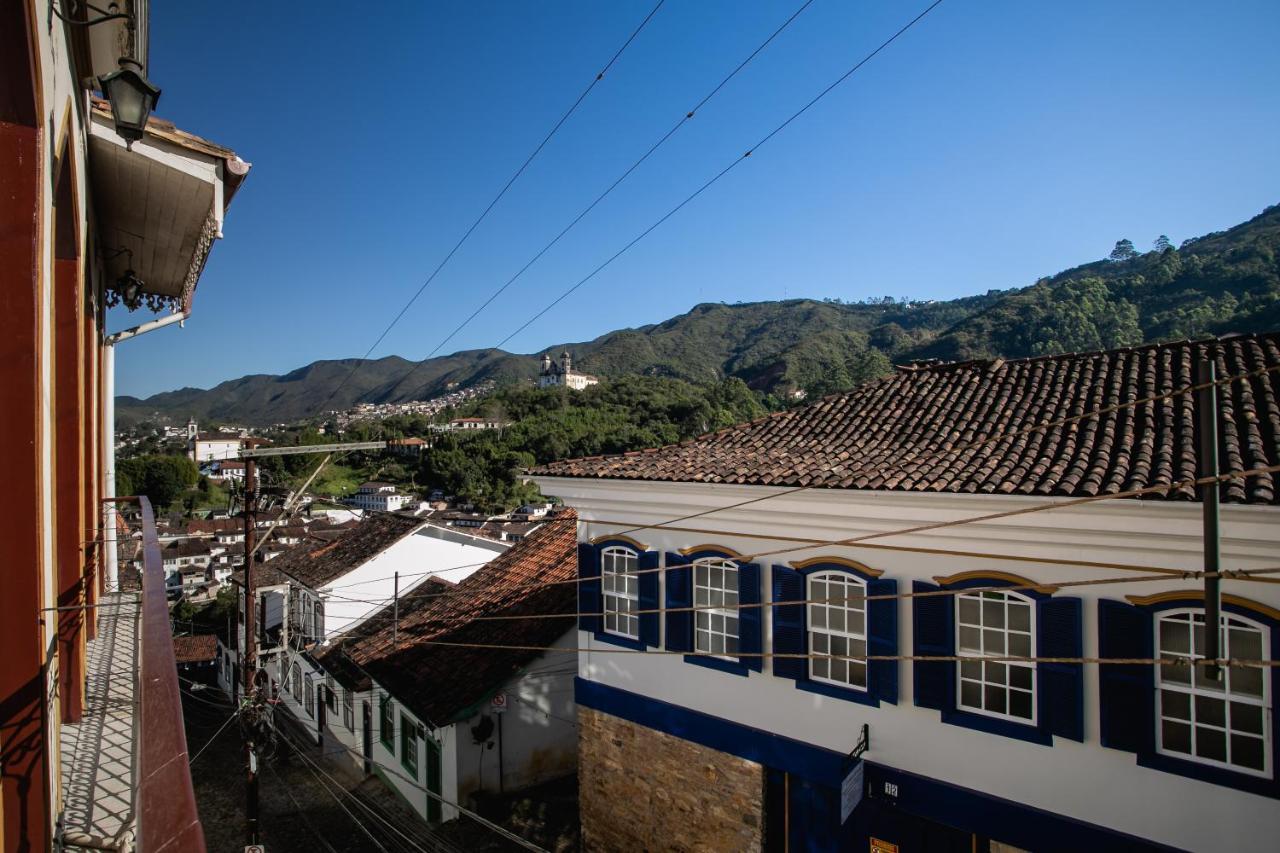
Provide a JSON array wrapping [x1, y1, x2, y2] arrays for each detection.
[[114, 0, 1280, 398]]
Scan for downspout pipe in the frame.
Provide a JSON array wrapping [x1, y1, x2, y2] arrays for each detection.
[[103, 311, 187, 591]]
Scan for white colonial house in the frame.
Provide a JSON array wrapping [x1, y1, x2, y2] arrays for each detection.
[[346, 481, 411, 513], [305, 513, 580, 824], [531, 335, 1280, 853]]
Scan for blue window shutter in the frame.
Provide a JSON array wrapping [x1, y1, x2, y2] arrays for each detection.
[[638, 550, 660, 648], [1098, 599, 1154, 753], [772, 565, 806, 680], [738, 563, 763, 672], [867, 578, 898, 705], [665, 553, 692, 653], [912, 581, 954, 711], [1038, 596, 1084, 742], [578, 543, 601, 634]]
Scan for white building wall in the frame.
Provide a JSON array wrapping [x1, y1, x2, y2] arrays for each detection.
[[533, 476, 1280, 853], [452, 632, 578, 803]]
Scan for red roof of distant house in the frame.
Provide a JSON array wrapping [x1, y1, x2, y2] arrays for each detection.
[[173, 634, 217, 665]]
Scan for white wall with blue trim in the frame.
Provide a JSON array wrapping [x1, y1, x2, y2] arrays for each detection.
[[535, 475, 1280, 852]]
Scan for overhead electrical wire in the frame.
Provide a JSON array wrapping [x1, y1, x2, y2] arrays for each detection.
[[491, 0, 947, 350], [379, 0, 819, 398], [314, 0, 668, 418]]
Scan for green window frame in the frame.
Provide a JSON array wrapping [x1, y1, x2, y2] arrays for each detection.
[[379, 694, 394, 748], [400, 713, 419, 779]]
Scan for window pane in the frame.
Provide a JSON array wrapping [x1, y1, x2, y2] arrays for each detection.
[[1009, 690, 1033, 720], [1195, 694, 1226, 729], [983, 599, 1005, 629], [725, 568, 738, 592], [1161, 689, 1191, 721], [829, 608, 845, 633], [960, 659, 981, 681], [811, 580, 826, 603], [1010, 665, 1033, 691], [695, 588, 707, 606], [1230, 664, 1264, 699], [1231, 734, 1266, 772], [813, 658, 829, 679], [1196, 726, 1227, 762], [1231, 701, 1264, 735], [696, 612, 709, 630], [811, 607, 826, 629], [726, 616, 738, 639], [1161, 662, 1191, 686], [961, 680, 981, 709], [831, 658, 848, 684], [985, 661, 1007, 686], [1160, 619, 1190, 655], [1229, 626, 1262, 660], [726, 635, 738, 656], [813, 633, 829, 654], [831, 635, 848, 658], [1193, 664, 1226, 693], [959, 627, 981, 653], [984, 684, 1007, 715], [848, 610, 865, 637], [849, 638, 866, 659], [1162, 719, 1192, 754], [1009, 633, 1031, 658], [1008, 603, 1030, 633], [959, 597, 980, 626], [850, 662, 867, 688], [983, 629, 1006, 655]]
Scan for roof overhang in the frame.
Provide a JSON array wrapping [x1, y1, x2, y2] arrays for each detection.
[[89, 97, 250, 313]]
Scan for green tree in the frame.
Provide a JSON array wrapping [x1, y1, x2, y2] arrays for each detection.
[[1109, 239, 1138, 261], [1153, 234, 1173, 253]]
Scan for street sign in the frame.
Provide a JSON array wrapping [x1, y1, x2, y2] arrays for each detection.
[[840, 761, 865, 823], [490, 692, 508, 714]]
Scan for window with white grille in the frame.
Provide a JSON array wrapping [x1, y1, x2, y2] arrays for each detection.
[[956, 590, 1036, 722], [694, 558, 739, 658], [808, 572, 868, 689], [601, 546, 639, 638], [1157, 610, 1269, 775]]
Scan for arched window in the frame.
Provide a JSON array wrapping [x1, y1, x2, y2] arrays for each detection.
[[694, 557, 739, 658], [601, 546, 640, 638], [1156, 609, 1269, 775], [808, 571, 868, 690], [956, 589, 1036, 722], [290, 662, 301, 699]]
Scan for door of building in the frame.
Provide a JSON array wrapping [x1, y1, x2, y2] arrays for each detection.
[[426, 738, 443, 822]]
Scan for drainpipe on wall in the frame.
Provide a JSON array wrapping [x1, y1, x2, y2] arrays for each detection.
[[103, 310, 187, 591]]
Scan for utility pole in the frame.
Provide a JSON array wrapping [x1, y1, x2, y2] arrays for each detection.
[[1197, 354, 1224, 682], [243, 456, 260, 845], [393, 571, 399, 649]]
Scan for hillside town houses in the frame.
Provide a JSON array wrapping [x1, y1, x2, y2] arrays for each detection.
[[529, 334, 1280, 852]]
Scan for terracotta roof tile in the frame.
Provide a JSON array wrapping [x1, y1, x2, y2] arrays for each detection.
[[531, 335, 1280, 505], [316, 511, 577, 724], [173, 634, 217, 664]]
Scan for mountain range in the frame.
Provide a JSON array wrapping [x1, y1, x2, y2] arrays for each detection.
[[118, 203, 1280, 426]]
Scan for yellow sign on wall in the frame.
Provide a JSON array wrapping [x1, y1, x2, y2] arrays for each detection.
[[870, 838, 899, 853]]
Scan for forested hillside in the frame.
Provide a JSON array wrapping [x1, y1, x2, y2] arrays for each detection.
[[119, 203, 1280, 425]]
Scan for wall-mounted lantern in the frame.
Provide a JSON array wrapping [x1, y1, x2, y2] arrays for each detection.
[[98, 57, 161, 149]]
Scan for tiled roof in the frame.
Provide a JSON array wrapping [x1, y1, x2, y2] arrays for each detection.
[[265, 513, 423, 590], [531, 334, 1280, 505], [316, 510, 578, 725], [173, 634, 218, 664]]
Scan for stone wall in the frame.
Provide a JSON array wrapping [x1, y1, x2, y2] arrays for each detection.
[[578, 706, 764, 852]]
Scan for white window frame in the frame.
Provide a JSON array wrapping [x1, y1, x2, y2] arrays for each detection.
[[693, 557, 739, 660], [343, 686, 355, 731], [807, 571, 868, 691], [955, 589, 1037, 724], [1154, 608, 1271, 778], [601, 546, 640, 639]]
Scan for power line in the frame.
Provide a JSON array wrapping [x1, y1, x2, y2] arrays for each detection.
[[492, 0, 947, 350], [313, 563, 1280, 644], [314, 0, 668, 419], [189, 708, 241, 766], [383, 0, 818, 397]]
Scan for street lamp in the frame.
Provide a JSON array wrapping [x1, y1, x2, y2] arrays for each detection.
[[98, 58, 161, 149]]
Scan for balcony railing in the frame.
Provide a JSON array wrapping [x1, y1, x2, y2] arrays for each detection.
[[108, 495, 207, 852]]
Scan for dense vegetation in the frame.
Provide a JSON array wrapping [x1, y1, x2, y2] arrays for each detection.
[[119, 203, 1280, 427], [116, 454, 199, 510]]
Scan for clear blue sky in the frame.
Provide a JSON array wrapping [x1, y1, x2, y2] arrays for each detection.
[[114, 0, 1280, 398]]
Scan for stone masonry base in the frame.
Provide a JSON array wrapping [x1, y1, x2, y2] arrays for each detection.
[[578, 706, 764, 852]]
